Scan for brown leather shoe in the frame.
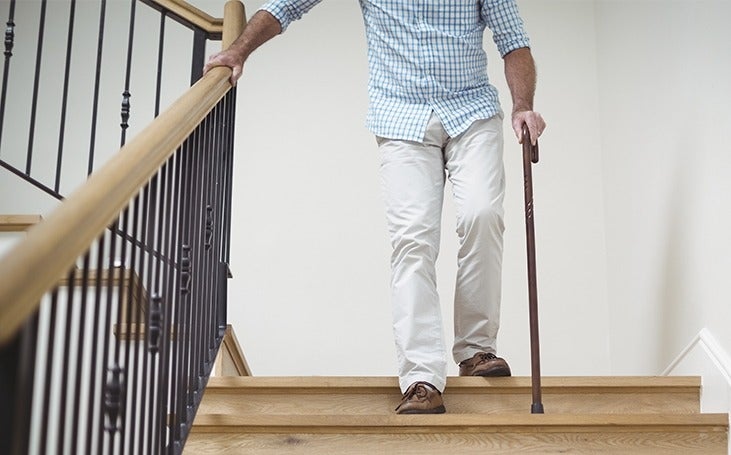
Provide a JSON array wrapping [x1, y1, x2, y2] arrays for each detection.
[[395, 381, 446, 414], [458, 352, 512, 377]]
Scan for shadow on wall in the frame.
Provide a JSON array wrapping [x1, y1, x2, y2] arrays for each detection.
[[657, 130, 702, 372]]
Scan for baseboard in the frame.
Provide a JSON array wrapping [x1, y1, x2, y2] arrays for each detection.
[[663, 328, 731, 416]]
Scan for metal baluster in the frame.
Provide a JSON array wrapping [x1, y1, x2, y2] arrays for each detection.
[[190, 29, 206, 85], [54, 0, 77, 193], [99, 224, 120, 454], [85, 233, 108, 455], [206, 106, 220, 364], [25, 0, 47, 176], [210, 102, 223, 345], [0, 305, 38, 455], [57, 268, 78, 454], [111, 206, 133, 454], [121, 193, 142, 454], [38, 287, 59, 455], [189, 120, 205, 413], [131, 183, 152, 455], [176, 128, 197, 448], [158, 151, 182, 453], [0, 0, 17, 150], [87, 0, 107, 176], [152, 157, 176, 452], [120, 0, 137, 147], [223, 89, 237, 265], [137, 176, 158, 455], [170, 138, 193, 452], [199, 112, 213, 381], [154, 12, 166, 117], [147, 162, 169, 454], [70, 253, 91, 454]]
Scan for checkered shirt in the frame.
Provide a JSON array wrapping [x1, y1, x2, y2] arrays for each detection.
[[260, 0, 530, 142]]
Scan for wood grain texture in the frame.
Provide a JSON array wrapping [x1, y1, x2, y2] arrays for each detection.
[[147, 0, 223, 35], [189, 377, 725, 453], [184, 431, 728, 454], [197, 376, 700, 415], [204, 375, 701, 392], [0, 214, 42, 232], [190, 413, 728, 434], [222, 1, 246, 50]]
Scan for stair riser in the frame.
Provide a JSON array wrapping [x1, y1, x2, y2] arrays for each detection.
[[184, 431, 727, 454], [198, 391, 700, 415]]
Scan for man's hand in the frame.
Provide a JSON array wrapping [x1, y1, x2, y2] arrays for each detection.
[[203, 49, 245, 85], [504, 48, 545, 146], [201, 10, 282, 86], [512, 110, 546, 146]]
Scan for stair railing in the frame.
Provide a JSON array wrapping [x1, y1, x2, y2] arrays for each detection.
[[0, 1, 245, 454], [0, 0, 223, 200]]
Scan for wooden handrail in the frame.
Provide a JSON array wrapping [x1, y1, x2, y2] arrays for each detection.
[[0, 0, 246, 346], [146, 0, 224, 36]]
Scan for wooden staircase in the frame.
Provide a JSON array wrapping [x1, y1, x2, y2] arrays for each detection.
[[186, 375, 728, 454], [0, 214, 42, 258]]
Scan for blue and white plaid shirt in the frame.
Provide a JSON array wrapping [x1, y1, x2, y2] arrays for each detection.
[[260, 0, 530, 142]]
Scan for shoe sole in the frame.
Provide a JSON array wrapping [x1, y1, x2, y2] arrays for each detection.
[[397, 405, 447, 415], [473, 366, 512, 377]]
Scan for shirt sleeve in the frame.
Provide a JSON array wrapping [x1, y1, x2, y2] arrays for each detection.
[[482, 0, 531, 57], [259, 0, 324, 33]]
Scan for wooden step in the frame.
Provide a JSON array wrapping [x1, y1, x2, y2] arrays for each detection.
[[198, 376, 701, 415], [53, 267, 151, 341], [0, 214, 42, 232], [185, 413, 728, 454]]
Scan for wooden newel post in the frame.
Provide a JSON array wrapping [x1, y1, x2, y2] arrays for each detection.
[[521, 125, 544, 414]]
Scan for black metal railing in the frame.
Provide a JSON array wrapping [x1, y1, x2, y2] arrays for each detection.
[[0, 0, 216, 199], [0, 0, 242, 453], [2, 86, 237, 454]]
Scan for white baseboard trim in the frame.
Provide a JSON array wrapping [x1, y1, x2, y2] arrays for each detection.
[[662, 327, 731, 386]]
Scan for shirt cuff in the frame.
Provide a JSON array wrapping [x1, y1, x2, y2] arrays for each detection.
[[259, 2, 291, 32], [259, 0, 319, 33], [498, 37, 531, 57]]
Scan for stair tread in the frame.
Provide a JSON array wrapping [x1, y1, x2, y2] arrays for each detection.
[[192, 412, 728, 432], [0, 214, 42, 232], [204, 375, 701, 393]]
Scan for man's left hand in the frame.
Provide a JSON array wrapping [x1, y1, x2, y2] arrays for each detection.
[[512, 111, 546, 146]]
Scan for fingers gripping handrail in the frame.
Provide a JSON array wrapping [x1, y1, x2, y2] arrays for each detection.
[[0, 0, 246, 346]]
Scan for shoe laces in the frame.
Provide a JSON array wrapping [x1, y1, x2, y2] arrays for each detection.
[[477, 352, 498, 363], [460, 352, 497, 367]]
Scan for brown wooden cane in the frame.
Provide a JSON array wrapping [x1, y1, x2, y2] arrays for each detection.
[[522, 125, 544, 414]]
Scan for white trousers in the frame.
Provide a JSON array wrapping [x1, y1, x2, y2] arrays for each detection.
[[378, 112, 505, 393]]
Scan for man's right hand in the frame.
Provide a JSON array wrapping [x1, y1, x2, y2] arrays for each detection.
[[203, 49, 245, 86], [201, 10, 283, 86]]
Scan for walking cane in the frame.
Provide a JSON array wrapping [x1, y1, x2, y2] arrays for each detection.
[[522, 124, 544, 414]]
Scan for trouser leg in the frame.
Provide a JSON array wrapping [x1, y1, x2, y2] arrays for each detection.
[[378, 115, 448, 394], [445, 115, 506, 364]]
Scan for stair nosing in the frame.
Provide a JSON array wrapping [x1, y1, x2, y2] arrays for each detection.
[[203, 376, 701, 395], [191, 413, 729, 434]]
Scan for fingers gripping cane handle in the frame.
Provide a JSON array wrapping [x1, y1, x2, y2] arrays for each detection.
[[522, 124, 544, 414]]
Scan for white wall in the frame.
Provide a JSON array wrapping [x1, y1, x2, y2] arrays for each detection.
[[14, 0, 728, 396], [595, 0, 731, 409], [224, 0, 610, 377]]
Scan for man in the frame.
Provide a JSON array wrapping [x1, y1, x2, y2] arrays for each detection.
[[204, 0, 546, 414]]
